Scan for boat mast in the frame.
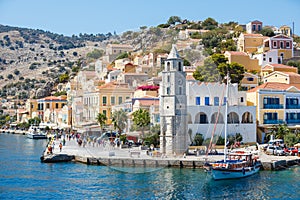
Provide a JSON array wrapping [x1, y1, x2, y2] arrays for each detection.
[[224, 73, 229, 161]]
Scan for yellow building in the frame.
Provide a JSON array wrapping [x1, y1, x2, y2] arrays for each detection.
[[237, 33, 265, 54], [37, 96, 68, 124], [279, 25, 292, 37], [247, 82, 300, 141], [224, 51, 260, 71], [240, 72, 259, 91], [97, 82, 134, 124], [263, 71, 300, 89]]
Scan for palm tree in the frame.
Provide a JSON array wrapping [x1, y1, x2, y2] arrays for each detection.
[[268, 124, 290, 140], [96, 113, 107, 133], [132, 108, 150, 137], [112, 109, 128, 135]]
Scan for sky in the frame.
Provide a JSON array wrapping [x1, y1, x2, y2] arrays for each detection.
[[0, 0, 299, 36]]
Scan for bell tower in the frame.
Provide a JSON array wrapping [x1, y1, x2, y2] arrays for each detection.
[[160, 45, 188, 156]]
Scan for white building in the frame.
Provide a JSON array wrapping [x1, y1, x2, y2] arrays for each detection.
[[186, 81, 257, 143]]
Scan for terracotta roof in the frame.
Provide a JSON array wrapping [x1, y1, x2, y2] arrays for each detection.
[[226, 51, 248, 56], [269, 64, 295, 69], [247, 82, 294, 92], [43, 96, 67, 101], [98, 82, 129, 89], [243, 33, 263, 37], [186, 75, 195, 80], [136, 99, 159, 106]]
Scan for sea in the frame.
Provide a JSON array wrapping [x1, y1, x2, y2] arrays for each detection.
[[0, 133, 299, 200]]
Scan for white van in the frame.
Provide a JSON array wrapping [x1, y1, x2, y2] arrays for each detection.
[[268, 139, 284, 147]]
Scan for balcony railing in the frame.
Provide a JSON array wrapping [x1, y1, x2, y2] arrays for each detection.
[[286, 119, 300, 124], [263, 104, 283, 109], [263, 119, 284, 124], [286, 104, 300, 109]]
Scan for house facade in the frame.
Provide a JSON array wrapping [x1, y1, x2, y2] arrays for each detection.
[[246, 20, 263, 34], [187, 82, 257, 143], [224, 51, 260, 71], [247, 82, 300, 141], [237, 33, 265, 54]]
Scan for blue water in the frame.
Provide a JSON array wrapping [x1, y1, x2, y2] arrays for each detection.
[[0, 134, 299, 200]]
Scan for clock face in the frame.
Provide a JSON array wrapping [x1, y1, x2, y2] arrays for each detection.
[[178, 78, 183, 85]]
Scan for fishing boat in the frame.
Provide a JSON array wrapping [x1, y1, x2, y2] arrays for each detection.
[[206, 74, 261, 180], [26, 125, 47, 139]]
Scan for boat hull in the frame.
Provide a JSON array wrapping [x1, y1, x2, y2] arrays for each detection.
[[212, 166, 260, 180], [27, 133, 47, 139]]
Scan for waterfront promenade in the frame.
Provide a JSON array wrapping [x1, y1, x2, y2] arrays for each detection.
[[46, 136, 300, 170]]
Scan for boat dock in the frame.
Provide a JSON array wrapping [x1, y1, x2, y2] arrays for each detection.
[[40, 138, 300, 170]]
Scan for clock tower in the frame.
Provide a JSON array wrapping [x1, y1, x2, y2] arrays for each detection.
[[160, 45, 188, 156]]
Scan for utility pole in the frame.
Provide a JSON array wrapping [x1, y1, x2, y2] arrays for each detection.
[[293, 21, 294, 38]]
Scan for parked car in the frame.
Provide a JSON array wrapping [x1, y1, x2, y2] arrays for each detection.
[[266, 146, 285, 156], [284, 147, 298, 156], [268, 139, 284, 148]]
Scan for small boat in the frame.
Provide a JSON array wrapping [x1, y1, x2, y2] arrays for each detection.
[[40, 154, 75, 163], [208, 152, 261, 180], [26, 126, 47, 139], [206, 74, 261, 180]]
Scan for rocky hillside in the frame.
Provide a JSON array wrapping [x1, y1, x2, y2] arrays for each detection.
[[0, 22, 206, 100]]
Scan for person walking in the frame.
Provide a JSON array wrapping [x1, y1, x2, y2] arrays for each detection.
[[59, 142, 63, 152]]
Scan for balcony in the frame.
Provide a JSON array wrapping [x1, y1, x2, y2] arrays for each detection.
[[286, 119, 300, 124], [263, 119, 284, 124], [263, 104, 283, 109], [286, 104, 300, 109]]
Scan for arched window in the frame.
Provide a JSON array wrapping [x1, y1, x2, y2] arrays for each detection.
[[228, 112, 239, 124], [167, 62, 170, 71], [194, 112, 208, 124], [211, 112, 224, 124], [242, 112, 253, 123]]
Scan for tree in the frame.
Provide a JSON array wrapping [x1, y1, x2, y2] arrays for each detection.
[[7, 74, 14, 80], [269, 124, 291, 140], [96, 113, 107, 132], [14, 69, 20, 75], [193, 57, 220, 82], [28, 117, 41, 126], [259, 27, 275, 37], [218, 62, 245, 84], [193, 133, 204, 146], [132, 108, 150, 137], [59, 74, 69, 83], [202, 17, 218, 30], [87, 49, 104, 59], [167, 16, 182, 25], [284, 133, 299, 147], [112, 109, 128, 135], [115, 52, 129, 60]]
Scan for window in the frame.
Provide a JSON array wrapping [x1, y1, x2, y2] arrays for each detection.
[[286, 42, 290, 48], [214, 97, 219, 106], [280, 53, 284, 58], [179, 87, 182, 95], [205, 97, 210, 105], [46, 103, 50, 109], [103, 110, 107, 117], [118, 97, 122, 104], [280, 41, 284, 49], [196, 97, 200, 105], [103, 96, 107, 105], [273, 41, 277, 47], [167, 75, 170, 83], [252, 24, 256, 31], [247, 77, 254, 81], [240, 97, 244, 103], [178, 62, 182, 71], [269, 58, 272, 62], [167, 62, 170, 71], [167, 87, 170, 95], [258, 24, 261, 31], [56, 103, 59, 109]]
